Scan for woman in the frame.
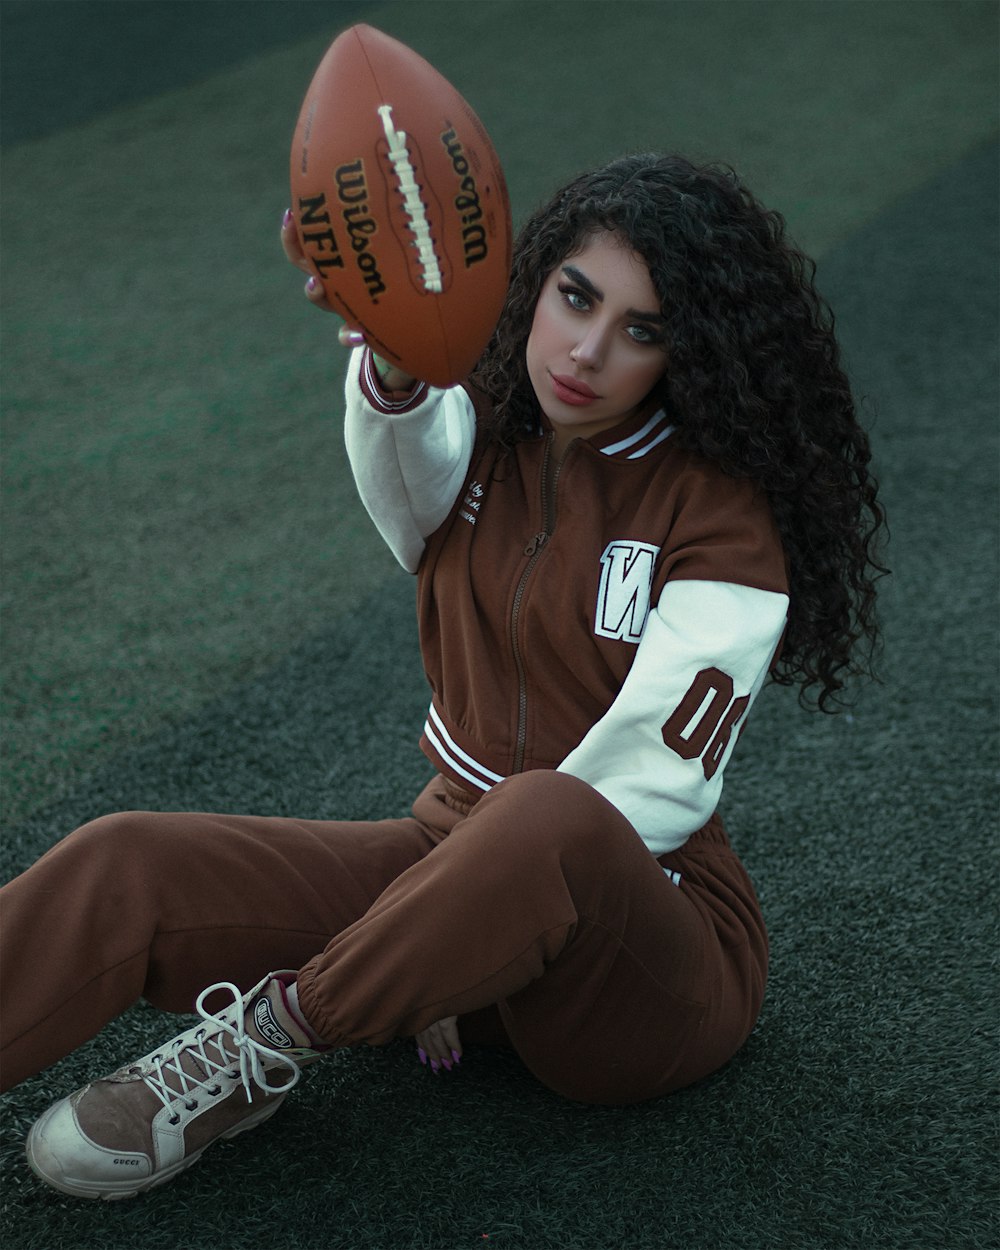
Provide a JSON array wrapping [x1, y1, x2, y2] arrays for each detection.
[[1, 154, 886, 1200]]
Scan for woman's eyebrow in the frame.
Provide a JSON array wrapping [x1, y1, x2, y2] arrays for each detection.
[[561, 264, 665, 323], [562, 265, 603, 302]]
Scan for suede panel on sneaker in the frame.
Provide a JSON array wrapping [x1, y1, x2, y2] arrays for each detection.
[[72, 977, 319, 1164]]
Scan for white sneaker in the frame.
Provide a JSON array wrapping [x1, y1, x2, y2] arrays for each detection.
[[25, 972, 328, 1199]]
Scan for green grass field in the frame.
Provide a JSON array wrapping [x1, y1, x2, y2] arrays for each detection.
[[1, 2, 997, 1247]]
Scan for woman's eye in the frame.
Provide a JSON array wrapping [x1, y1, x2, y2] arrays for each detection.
[[627, 324, 659, 345], [559, 285, 589, 312]]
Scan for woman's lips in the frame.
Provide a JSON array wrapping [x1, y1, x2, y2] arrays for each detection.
[[550, 374, 599, 406]]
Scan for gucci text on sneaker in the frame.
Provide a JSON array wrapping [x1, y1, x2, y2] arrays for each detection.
[[24, 973, 327, 1200]]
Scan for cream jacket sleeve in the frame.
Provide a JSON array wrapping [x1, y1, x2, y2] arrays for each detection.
[[343, 347, 476, 572]]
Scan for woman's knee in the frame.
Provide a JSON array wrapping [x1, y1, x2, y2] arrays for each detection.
[[465, 770, 645, 890], [490, 768, 604, 809], [475, 770, 639, 864]]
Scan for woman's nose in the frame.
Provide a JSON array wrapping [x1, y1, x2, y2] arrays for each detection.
[[570, 322, 610, 370]]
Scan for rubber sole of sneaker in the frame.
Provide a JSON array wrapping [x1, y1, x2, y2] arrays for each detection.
[[24, 1092, 287, 1200]]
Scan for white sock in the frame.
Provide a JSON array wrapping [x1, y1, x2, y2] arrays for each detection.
[[283, 980, 325, 1045]]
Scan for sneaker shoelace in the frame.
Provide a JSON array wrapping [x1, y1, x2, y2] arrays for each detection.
[[136, 981, 303, 1121]]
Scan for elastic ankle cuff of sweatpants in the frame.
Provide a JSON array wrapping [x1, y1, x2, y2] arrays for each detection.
[[292, 965, 346, 1047]]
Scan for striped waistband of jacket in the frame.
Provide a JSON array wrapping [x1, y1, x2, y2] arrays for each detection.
[[421, 701, 506, 793]]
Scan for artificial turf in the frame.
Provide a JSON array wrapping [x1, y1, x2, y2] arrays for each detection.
[[1, 3, 997, 1247]]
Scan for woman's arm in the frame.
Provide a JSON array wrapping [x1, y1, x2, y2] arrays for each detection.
[[282, 209, 476, 572], [558, 578, 789, 855], [343, 348, 476, 572]]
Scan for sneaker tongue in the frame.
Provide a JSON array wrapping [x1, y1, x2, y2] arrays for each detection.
[[174, 984, 308, 1085], [172, 1030, 236, 1087], [111, 1032, 231, 1089], [180, 1049, 214, 1083]]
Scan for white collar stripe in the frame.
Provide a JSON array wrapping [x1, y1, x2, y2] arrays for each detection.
[[600, 412, 665, 456], [602, 412, 670, 457], [627, 424, 676, 459]]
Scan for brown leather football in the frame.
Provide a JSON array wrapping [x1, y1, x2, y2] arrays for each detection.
[[289, 25, 512, 386]]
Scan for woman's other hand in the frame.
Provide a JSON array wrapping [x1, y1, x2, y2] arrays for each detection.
[[282, 208, 416, 387], [281, 208, 340, 314], [414, 1016, 463, 1074]]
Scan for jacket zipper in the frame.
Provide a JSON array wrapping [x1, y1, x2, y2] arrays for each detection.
[[510, 437, 562, 773]]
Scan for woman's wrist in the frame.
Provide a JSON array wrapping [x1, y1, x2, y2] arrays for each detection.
[[339, 325, 418, 392], [371, 353, 418, 392]]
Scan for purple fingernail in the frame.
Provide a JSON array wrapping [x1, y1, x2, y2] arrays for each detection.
[[430, 1059, 440, 1074], [282, 208, 293, 227], [451, 1049, 462, 1065], [417, 1047, 427, 1066], [441, 1057, 453, 1072], [306, 276, 318, 292]]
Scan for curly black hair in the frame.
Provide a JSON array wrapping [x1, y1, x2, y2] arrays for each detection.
[[472, 153, 888, 710]]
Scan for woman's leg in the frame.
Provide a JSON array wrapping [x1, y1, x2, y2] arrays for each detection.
[[297, 769, 767, 1104], [0, 803, 439, 1092], [17, 770, 767, 1198]]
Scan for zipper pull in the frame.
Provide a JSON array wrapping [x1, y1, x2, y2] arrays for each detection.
[[524, 532, 548, 557]]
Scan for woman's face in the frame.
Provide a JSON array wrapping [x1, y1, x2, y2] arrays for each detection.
[[525, 232, 669, 451]]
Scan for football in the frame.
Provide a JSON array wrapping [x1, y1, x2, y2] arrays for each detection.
[[289, 24, 512, 387]]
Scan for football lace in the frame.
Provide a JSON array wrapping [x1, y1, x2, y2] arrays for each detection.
[[378, 104, 444, 294]]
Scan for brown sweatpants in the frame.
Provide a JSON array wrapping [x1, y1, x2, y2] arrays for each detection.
[[0, 770, 768, 1105]]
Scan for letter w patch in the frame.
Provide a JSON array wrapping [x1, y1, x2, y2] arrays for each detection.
[[595, 541, 660, 643]]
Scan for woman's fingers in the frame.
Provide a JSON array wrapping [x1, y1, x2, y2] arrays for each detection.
[[338, 325, 366, 349], [303, 274, 335, 310], [281, 208, 340, 314], [280, 208, 312, 273], [415, 1016, 463, 1074]]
